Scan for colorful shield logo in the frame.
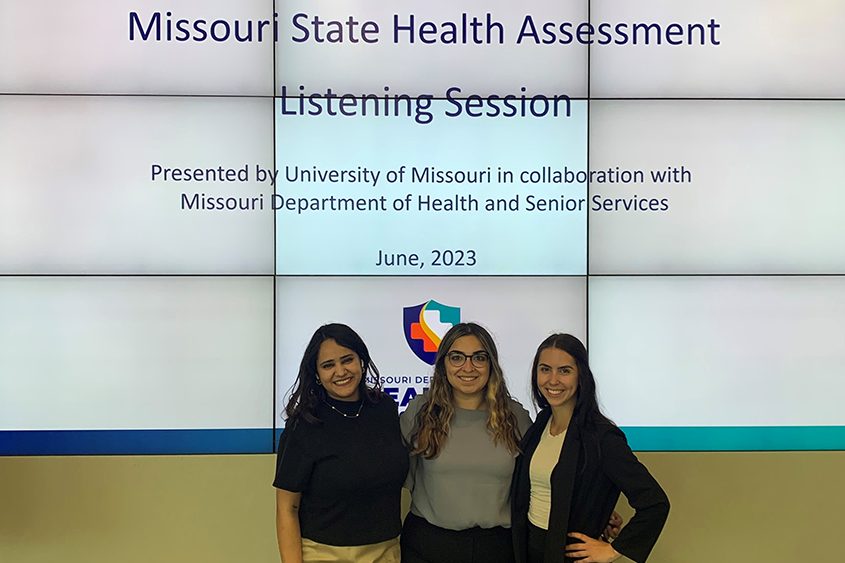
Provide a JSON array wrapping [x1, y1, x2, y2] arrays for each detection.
[[403, 300, 461, 365]]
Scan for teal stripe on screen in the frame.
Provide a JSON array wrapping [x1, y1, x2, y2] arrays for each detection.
[[622, 426, 845, 451]]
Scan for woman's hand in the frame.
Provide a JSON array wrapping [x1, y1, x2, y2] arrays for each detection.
[[565, 532, 621, 562], [603, 511, 623, 541]]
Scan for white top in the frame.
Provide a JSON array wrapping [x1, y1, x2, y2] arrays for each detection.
[[528, 417, 567, 530]]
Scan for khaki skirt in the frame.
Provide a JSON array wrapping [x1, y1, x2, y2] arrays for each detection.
[[301, 536, 400, 563]]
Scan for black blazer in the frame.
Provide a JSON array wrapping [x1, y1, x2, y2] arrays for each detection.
[[511, 409, 670, 563]]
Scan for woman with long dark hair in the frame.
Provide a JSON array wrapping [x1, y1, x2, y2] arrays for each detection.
[[273, 323, 408, 563], [511, 334, 669, 563], [400, 322, 532, 563]]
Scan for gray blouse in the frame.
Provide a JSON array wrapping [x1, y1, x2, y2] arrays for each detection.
[[400, 393, 532, 530]]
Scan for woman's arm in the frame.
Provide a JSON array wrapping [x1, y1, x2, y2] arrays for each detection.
[[599, 428, 670, 562], [275, 488, 304, 563]]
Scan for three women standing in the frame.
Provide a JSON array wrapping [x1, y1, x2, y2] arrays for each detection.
[[273, 325, 668, 563]]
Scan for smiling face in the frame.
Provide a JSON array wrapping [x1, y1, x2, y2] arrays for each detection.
[[444, 334, 491, 405], [316, 338, 363, 401], [536, 347, 579, 411]]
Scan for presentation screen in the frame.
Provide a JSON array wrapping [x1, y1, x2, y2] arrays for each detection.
[[1, 0, 843, 455]]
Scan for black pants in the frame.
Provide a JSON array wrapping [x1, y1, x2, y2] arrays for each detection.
[[401, 512, 515, 563], [528, 522, 583, 563], [527, 521, 547, 563]]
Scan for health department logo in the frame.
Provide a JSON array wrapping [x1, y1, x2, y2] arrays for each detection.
[[403, 300, 461, 365]]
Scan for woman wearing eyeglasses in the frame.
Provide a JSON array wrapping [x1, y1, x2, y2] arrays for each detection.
[[399, 322, 532, 563]]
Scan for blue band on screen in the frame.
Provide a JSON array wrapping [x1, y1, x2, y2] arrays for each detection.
[[0, 429, 275, 456]]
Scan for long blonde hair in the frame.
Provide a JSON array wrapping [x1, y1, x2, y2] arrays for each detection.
[[410, 323, 521, 458]]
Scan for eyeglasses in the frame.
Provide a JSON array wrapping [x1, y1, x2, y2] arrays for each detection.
[[446, 351, 490, 368]]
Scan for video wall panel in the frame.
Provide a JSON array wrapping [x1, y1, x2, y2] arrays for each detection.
[[0, 95, 274, 274], [275, 0, 589, 97], [0, 276, 273, 454], [591, 0, 845, 98], [275, 276, 586, 418], [588, 100, 845, 274], [0, 0, 275, 96], [275, 99, 587, 275], [589, 276, 845, 450], [1, 0, 843, 454]]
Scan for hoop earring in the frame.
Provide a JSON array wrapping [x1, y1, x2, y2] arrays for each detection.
[[315, 376, 322, 386]]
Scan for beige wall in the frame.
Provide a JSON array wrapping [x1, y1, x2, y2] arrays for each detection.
[[1, 452, 842, 562]]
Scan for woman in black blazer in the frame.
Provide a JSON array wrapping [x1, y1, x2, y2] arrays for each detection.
[[511, 334, 669, 563]]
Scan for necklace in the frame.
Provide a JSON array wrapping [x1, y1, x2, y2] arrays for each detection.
[[323, 398, 364, 419]]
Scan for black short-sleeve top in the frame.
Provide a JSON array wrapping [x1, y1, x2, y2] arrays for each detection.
[[273, 394, 409, 546]]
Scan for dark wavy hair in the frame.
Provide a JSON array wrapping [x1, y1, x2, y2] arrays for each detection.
[[410, 322, 522, 458], [284, 323, 382, 424], [530, 333, 614, 430]]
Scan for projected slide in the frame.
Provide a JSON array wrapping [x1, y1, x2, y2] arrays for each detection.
[[1, 1, 843, 455]]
